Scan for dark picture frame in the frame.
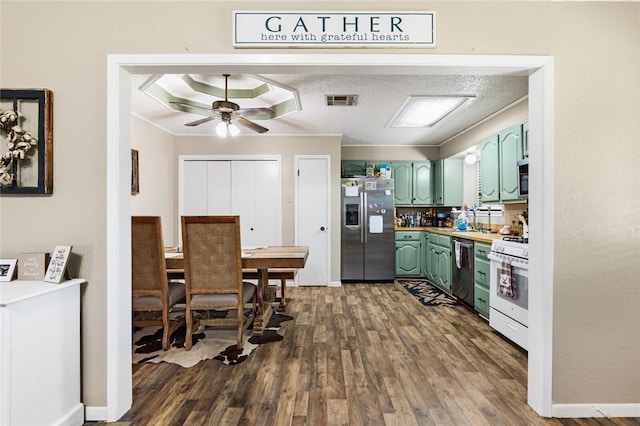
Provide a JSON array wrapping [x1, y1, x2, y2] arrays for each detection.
[[0, 89, 53, 195], [131, 149, 139, 195]]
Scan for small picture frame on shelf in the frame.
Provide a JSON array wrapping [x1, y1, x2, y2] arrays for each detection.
[[0, 259, 18, 282], [17, 252, 50, 281], [44, 245, 72, 283]]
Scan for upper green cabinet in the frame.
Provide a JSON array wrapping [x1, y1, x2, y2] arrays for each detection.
[[433, 158, 463, 206], [392, 161, 433, 205], [480, 124, 524, 203]]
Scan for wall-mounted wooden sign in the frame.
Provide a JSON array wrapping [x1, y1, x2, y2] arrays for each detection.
[[233, 11, 436, 48]]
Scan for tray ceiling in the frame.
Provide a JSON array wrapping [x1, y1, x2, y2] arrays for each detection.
[[132, 72, 528, 146]]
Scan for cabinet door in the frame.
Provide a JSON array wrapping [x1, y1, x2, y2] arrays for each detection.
[[341, 160, 366, 178], [422, 232, 430, 277], [480, 135, 500, 202], [412, 161, 433, 205], [438, 249, 452, 292], [395, 241, 422, 276], [498, 125, 523, 202], [522, 122, 529, 159], [427, 240, 439, 282], [442, 158, 463, 207], [392, 161, 413, 205], [474, 285, 490, 318], [433, 159, 443, 205]]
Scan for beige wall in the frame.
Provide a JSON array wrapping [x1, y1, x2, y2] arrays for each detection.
[[1, 0, 638, 413], [131, 117, 178, 246]]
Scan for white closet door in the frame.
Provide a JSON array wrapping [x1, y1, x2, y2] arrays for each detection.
[[253, 161, 279, 247], [206, 161, 231, 214], [182, 161, 208, 215], [231, 161, 256, 247]]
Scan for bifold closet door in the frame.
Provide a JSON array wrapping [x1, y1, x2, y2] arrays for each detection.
[[231, 161, 278, 248], [181, 159, 279, 248]]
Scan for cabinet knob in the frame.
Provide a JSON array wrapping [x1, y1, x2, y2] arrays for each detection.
[[320, 226, 326, 231]]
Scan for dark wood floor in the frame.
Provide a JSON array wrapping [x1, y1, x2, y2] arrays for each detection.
[[93, 283, 639, 426]]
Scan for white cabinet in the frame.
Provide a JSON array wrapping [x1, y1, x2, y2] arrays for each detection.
[[181, 159, 280, 248], [0, 279, 84, 426]]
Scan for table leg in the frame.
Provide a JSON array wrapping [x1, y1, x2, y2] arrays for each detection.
[[279, 278, 286, 312], [252, 268, 272, 335]]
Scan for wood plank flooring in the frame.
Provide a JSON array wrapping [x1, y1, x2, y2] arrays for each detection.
[[91, 283, 639, 426]]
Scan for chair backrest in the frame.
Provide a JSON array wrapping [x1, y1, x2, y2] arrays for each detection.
[[181, 215, 243, 296], [131, 216, 168, 298]]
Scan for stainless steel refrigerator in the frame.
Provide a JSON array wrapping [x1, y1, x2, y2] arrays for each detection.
[[341, 178, 395, 282]]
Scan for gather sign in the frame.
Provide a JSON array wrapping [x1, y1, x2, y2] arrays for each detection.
[[233, 11, 436, 48]]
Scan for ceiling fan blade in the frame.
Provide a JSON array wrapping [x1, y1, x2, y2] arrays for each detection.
[[238, 107, 275, 118], [170, 101, 211, 111], [185, 116, 217, 127], [236, 117, 269, 134]]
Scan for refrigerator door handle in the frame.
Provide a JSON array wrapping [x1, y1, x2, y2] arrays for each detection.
[[363, 192, 368, 243], [360, 192, 364, 243]]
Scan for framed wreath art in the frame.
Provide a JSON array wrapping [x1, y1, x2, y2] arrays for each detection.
[[0, 89, 53, 195]]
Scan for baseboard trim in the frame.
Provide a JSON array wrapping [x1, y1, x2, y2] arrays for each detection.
[[552, 403, 640, 418], [328, 281, 341, 287], [85, 406, 108, 422], [57, 403, 85, 426]]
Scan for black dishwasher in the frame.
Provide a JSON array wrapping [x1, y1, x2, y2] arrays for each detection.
[[452, 237, 474, 306]]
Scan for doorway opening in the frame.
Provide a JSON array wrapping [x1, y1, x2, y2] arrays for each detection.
[[107, 53, 554, 421]]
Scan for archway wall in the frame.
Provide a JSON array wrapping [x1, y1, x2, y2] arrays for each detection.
[[1, 1, 638, 415]]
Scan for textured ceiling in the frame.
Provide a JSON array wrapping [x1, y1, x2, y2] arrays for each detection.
[[132, 73, 528, 147]]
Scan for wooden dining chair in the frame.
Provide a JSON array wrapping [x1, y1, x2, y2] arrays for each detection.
[[131, 216, 186, 350], [181, 215, 257, 351]]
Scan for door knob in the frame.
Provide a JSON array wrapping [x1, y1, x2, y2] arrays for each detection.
[[320, 226, 326, 231]]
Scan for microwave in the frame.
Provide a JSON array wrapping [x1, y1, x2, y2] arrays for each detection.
[[517, 159, 529, 200]]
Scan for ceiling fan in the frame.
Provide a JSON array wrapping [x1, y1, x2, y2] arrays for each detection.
[[170, 74, 272, 136]]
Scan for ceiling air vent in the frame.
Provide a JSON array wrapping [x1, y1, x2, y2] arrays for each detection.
[[325, 95, 358, 106]]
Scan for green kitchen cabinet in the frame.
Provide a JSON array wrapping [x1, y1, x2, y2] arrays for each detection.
[[341, 160, 366, 178], [473, 242, 491, 318], [412, 161, 433, 205], [522, 121, 529, 159], [480, 135, 500, 202], [426, 232, 452, 292], [422, 232, 430, 277], [395, 231, 422, 276], [392, 161, 433, 206], [392, 161, 413, 205], [480, 124, 524, 203], [498, 125, 523, 202], [433, 158, 463, 206]]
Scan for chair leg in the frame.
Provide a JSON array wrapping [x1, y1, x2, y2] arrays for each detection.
[[162, 309, 171, 351], [237, 307, 244, 350], [185, 305, 193, 351]]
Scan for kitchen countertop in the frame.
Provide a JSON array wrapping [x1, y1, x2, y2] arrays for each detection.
[[394, 226, 504, 244]]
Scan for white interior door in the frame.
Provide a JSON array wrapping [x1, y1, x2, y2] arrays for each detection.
[[296, 156, 330, 286]]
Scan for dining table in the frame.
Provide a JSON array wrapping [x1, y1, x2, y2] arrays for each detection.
[[165, 245, 309, 335]]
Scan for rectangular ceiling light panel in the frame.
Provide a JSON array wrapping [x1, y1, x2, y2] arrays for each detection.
[[389, 96, 469, 128]]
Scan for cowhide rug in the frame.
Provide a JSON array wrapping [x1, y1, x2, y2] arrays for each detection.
[[132, 310, 293, 367], [398, 279, 460, 307]]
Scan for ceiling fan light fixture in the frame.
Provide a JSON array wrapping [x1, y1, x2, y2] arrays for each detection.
[[389, 96, 470, 128], [215, 121, 240, 137]]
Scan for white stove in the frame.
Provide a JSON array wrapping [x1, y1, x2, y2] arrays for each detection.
[[487, 237, 530, 350]]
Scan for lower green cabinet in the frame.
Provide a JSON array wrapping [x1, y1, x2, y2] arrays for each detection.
[[395, 231, 422, 276], [474, 286, 490, 318], [474, 242, 491, 318], [426, 232, 452, 292]]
